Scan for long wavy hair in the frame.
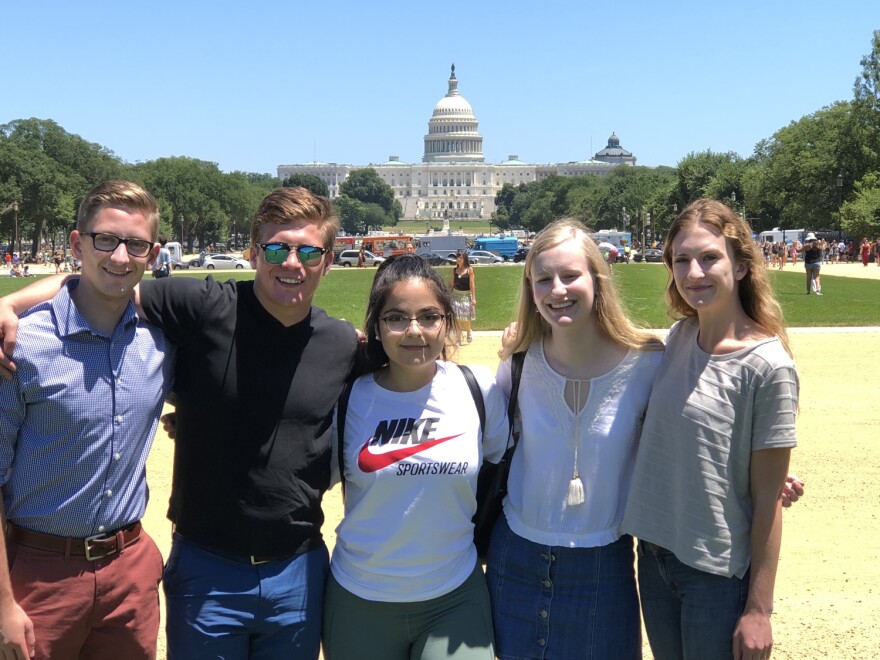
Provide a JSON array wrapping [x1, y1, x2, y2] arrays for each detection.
[[504, 218, 663, 358], [663, 199, 792, 357]]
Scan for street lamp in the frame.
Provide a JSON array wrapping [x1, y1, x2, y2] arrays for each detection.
[[836, 171, 844, 238]]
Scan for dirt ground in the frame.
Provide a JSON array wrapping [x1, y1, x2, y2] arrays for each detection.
[[143, 266, 880, 658]]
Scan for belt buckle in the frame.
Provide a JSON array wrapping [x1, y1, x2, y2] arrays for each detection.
[[84, 533, 118, 561], [250, 555, 270, 566]]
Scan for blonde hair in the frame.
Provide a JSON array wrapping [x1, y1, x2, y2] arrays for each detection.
[[504, 218, 663, 357], [250, 187, 338, 250], [663, 199, 792, 357], [77, 180, 160, 239]]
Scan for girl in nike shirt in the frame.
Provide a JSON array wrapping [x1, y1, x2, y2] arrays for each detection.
[[489, 218, 665, 659], [323, 254, 509, 660]]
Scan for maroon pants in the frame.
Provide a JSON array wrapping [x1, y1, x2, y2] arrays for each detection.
[[7, 531, 163, 660]]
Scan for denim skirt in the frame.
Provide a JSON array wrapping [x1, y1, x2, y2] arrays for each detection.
[[486, 515, 641, 660]]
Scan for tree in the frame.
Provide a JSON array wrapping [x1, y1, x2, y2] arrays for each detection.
[[675, 151, 741, 204], [0, 118, 123, 255], [134, 157, 229, 250], [333, 195, 388, 234], [282, 173, 329, 198], [841, 172, 880, 240], [339, 168, 398, 222], [751, 103, 865, 229], [245, 172, 282, 192]]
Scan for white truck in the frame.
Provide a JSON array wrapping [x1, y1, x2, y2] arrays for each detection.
[[413, 235, 468, 258], [758, 228, 807, 245], [165, 242, 187, 269]]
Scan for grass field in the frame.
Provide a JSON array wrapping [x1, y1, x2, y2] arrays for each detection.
[[3, 262, 876, 329]]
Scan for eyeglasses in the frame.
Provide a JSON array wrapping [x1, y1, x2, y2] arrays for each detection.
[[381, 313, 446, 333], [257, 242, 327, 266], [84, 232, 153, 257]]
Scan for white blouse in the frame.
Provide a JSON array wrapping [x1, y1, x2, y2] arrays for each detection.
[[497, 340, 662, 548]]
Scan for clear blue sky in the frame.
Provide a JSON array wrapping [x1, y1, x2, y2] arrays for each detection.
[[2, 1, 875, 174]]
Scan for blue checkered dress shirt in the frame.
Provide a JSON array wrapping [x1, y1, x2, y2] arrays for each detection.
[[0, 280, 174, 537]]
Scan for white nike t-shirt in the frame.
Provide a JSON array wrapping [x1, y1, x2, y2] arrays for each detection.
[[330, 361, 509, 602]]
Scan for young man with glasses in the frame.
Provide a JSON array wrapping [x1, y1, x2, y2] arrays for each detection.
[[0, 180, 174, 659], [0, 186, 358, 658]]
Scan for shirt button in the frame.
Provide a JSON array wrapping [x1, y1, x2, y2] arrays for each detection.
[[542, 580, 551, 588], [115, 415, 123, 424], [98, 525, 105, 532], [538, 639, 546, 646], [105, 489, 113, 497], [114, 453, 121, 461], [539, 610, 548, 619]]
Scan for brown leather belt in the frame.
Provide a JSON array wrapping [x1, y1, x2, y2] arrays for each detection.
[[6, 521, 142, 561]]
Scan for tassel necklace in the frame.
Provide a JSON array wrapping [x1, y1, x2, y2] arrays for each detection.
[[566, 378, 586, 506]]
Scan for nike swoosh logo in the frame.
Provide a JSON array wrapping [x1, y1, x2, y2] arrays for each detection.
[[357, 434, 463, 473]]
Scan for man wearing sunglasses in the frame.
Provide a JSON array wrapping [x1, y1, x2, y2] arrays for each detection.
[[0, 181, 174, 659], [0, 186, 358, 659]]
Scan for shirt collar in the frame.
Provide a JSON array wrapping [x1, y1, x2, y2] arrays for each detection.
[[51, 279, 140, 339]]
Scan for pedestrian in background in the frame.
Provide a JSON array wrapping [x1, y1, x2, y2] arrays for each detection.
[[451, 251, 476, 344], [803, 233, 823, 295]]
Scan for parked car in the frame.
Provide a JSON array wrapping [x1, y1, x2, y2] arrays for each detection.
[[512, 247, 530, 263], [422, 252, 457, 266], [466, 249, 504, 265], [336, 249, 385, 267], [633, 248, 663, 263], [202, 254, 251, 270]]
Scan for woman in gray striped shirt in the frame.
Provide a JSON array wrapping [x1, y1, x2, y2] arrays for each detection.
[[623, 199, 798, 660]]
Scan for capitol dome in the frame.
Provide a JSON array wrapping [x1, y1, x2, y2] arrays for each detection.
[[423, 65, 484, 163]]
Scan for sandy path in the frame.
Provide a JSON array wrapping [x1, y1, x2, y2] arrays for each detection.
[[143, 324, 880, 659]]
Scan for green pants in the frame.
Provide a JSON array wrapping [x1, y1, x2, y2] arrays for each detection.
[[322, 564, 495, 660]]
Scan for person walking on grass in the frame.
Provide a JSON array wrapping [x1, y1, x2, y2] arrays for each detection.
[[860, 237, 871, 266], [451, 251, 476, 344], [803, 233, 823, 295]]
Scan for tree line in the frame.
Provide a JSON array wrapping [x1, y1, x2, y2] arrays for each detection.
[[494, 31, 880, 243]]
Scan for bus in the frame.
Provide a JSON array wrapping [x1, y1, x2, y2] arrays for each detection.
[[472, 236, 519, 260], [360, 235, 414, 257]]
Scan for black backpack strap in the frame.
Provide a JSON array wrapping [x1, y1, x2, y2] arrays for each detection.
[[507, 352, 525, 446], [336, 379, 355, 497], [458, 365, 485, 436]]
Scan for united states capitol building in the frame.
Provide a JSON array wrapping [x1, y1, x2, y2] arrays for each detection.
[[277, 65, 636, 221]]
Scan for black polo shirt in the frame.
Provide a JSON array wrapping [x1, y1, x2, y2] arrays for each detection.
[[140, 277, 358, 557]]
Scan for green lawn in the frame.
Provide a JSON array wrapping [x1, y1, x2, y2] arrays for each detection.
[[1, 264, 877, 329]]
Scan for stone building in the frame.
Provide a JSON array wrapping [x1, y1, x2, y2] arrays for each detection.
[[277, 66, 636, 220]]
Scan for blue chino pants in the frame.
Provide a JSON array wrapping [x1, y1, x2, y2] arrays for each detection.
[[163, 534, 329, 659]]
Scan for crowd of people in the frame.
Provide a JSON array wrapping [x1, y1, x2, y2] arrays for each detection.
[[0, 183, 806, 660], [762, 236, 880, 269]]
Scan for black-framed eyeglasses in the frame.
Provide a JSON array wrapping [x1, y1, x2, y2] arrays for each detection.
[[84, 232, 153, 257], [257, 242, 327, 266], [381, 313, 446, 334]]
